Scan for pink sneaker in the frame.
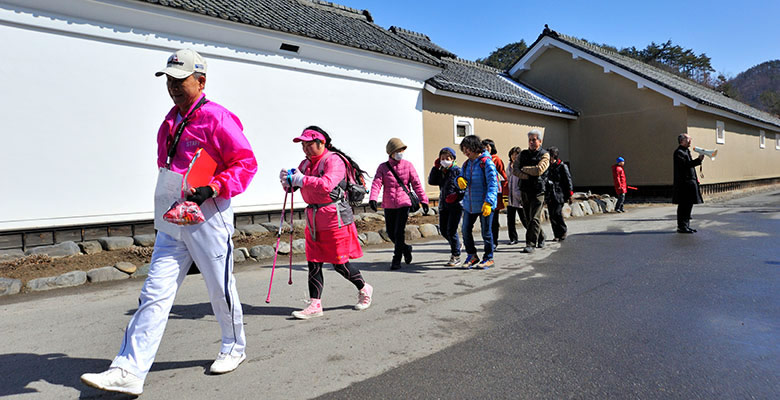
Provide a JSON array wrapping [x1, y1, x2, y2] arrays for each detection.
[[292, 299, 323, 320], [355, 283, 373, 310]]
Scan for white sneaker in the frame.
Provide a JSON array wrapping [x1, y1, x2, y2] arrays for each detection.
[[80, 367, 143, 395], [210, 352, 246, 374], [355, 283, 373, 310], [446, 255, 461, 267]]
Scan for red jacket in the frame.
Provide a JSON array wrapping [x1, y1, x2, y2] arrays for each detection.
[[612, 164, 627, 194]]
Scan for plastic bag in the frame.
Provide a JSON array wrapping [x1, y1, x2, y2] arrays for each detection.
[[163, 201, 205, 225]]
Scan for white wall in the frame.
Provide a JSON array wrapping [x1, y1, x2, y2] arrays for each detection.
[[0, 2, 433, 230]]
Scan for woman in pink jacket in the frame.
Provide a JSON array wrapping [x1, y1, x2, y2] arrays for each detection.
[[281, 126, 373, 319], [369, 138, 429, 270]]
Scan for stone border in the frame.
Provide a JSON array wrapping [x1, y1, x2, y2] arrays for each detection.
[[0, 196, 617, 297]]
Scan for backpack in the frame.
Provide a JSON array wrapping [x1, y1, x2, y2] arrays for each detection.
[[303, 152, 367, 207]]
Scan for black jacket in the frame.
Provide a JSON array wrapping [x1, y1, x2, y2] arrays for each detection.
[[672, 145, 703, 204], [517, 148, 549, 194], [545, 160, 573, 204], [428, 164, 465, 210]]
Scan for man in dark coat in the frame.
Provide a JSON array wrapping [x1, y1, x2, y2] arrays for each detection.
[[514, 129, 550, 253], [673, 133, 704, 233]]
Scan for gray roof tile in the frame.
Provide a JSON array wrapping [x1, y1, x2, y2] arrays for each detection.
[[543, 32, 780, 128], [132, 0, 442, 66], [388, 26, 457, 58], [428, 58, 577, 116]]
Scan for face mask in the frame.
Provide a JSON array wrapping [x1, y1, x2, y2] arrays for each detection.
[[440, 159, 453, 168], [392, 152, 404, 161]]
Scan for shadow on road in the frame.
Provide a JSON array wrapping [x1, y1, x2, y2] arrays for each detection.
[[0, 352, 209, 399]]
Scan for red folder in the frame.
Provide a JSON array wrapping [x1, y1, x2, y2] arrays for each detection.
[[183, 148, 217, 191]]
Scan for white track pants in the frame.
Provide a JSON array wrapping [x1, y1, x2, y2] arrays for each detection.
[[111, 197, 245, 380]]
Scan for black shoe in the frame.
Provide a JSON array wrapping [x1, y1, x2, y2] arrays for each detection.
[[390, 263, 402, 270], [522, 246, 535, 253], [403, 245, 413, 264], [677, 228, 694, 234], [559, 234, 567, 241], [508, 239, 519, 245], [690, 228, 697, 233], [536, 240, 545, 249]]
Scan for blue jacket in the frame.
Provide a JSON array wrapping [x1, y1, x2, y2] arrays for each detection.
[[428, 163, 464, 210], [460, 151, 498, 214]]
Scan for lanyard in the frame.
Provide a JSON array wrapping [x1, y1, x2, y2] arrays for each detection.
[[165, 96, 209, 167]]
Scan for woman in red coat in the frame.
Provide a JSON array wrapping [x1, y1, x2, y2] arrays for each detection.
[[611, 156, 627, 213], [281, 126, 373, 319]]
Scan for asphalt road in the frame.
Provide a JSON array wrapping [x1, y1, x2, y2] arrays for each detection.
[[1, 191, 777, 399], [320, 191, 780, 399]]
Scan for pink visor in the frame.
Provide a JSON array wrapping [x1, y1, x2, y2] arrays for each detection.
[[293, 129, 326, 143]]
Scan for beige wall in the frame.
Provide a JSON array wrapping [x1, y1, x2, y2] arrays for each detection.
[[687, 109, 780, 183], [518, 47, 690, 186], [422, 91, 572, 196]]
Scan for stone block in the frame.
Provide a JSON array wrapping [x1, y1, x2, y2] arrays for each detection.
[[249, 245, 275, 259], [78, 241, 103, 255], [114, 262, 137, 274], [133, 234, 156, 247], [237, 247, 250, 259], [261, 222, 290, 234], [571, 202, 585, 217], [562, 203, 572, 218], [25, 241, 80, 259], [27, 270, 87, 292], [580, 201, 593, 215], [237, 224, 269, 236], [588, 199, 602, 214], [0, 249, 24, 262], [292, 239, 306, 254], [361, 213, 384, 222], [97, 237, 134, 251], [292, 220, 307, 231], [233, 250, 246, 263], [404, 225, 422, 241], [378, 228, 391, 242], [362, 231, 384, 245], [604, 198, 616, 212], [358, 233, 367, 245], [0, 277, 22, 296], [419, 224, 440, 238], [87, 266, 130, 283], [276, 241, 291, 255], [132, 264, 151, 278]]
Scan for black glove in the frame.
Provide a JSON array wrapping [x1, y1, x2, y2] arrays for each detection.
[[187, 186, 214, 206], [369, 200, 378, 212], [421, 203, 429, 215]]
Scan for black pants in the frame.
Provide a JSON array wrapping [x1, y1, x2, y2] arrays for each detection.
[[615, 193, 626, 211], [384, 207, 410, 264], [439, 205, 462, 256], [677, 203, 694, 230], [521, 192, 546, 247], [506, 206, 526, 242], [491, 209, 501, 247], [307, 261, 365, 299], [548, 201, 567, 239]]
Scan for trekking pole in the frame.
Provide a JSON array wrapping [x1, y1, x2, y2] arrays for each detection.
[[288, 181, 295, 285], [266, 184, 290, 303]]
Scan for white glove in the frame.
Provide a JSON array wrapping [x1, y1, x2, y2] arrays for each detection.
[[289, 169, 305, 188], [279, 169, 291, 189]]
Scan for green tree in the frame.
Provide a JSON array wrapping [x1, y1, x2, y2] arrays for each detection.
[[476, 40, 528, 70], [617, 40, 715, 85], [759, 90, 780, 115]]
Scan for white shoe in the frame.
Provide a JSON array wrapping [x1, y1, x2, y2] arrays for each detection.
[[292, 300, 324, 320], [446, 255, 461, 267], [355, 283, 373, 310], [210, 352, 246, 374], [80, 367, 143, 395]]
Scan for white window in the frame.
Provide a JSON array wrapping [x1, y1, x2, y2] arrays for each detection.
[[716, 121, 725, 144], [453, 116, 474, 144], [760, 130, 766, 149], [776, 133, 780, 150]]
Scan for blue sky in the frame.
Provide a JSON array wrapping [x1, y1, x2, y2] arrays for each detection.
[[337, 0, 780, 77]]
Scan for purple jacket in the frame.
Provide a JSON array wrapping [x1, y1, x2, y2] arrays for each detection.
[[369, 158, 429, 209]]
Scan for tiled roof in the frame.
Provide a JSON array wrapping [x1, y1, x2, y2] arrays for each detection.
[[427, 58, 577, 116], [132, 0, 442, 66], [388, 26, 457, 58], [540, 32, 780, 128]]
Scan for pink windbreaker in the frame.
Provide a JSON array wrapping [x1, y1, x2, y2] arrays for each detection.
[[298, 149, 348, 231], [369, 158, 429, 209], [156, 94, 257, 199]]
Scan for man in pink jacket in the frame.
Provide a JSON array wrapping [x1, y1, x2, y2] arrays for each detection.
[[81, 49, 257, 396], [369, 138, 429, 270], [612, 157, 627, 213]]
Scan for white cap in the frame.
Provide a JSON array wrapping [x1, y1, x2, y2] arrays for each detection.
[[155, 49, 207, 79]]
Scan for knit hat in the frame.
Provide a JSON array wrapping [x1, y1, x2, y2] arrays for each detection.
[[616, 157, 625, 163], [386, 138, 407, 155], [439, 147, 456, 159]]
